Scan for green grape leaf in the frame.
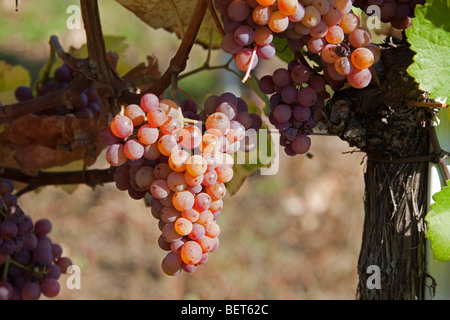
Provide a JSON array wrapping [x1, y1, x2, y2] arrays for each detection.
[[0, 61, 31, 104], [114, 0, 221, 49], [406, 0, 450, 100], [273, 37, 293, 64], [426, 181, 450, 262]]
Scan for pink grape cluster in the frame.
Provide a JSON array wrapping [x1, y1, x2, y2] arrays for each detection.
[[0, 179, 73, 300], [217, 0, 307, 73], [260, 60, 327, 155], [101, 92, 262, 275], [216, 0, 382, 89]]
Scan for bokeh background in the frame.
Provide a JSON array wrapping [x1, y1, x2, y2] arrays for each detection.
[[0, 0, 368, 299]]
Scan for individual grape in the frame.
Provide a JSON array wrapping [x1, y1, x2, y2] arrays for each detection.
[[181, 241, 203, 265], [269, 11, 290, 33], [205, 183, 227, 201], [185, 155, 208, 177], [161, 252, 182, 276], [278, 0, 299, 15], [0, 221, 18, 240], [162, 223, 183, 243], [0, 281, 14, 300], [174, 218, 193, 236], [322, 6, 342, 26], [221, 33, 244, 54], [161, 207, 181, 224], [205, 222, 221, 238], [347, 67, 372, 89], [235, 48, 258, 72], [301, 6, 321, 28], [197, 236, 216, 253], [293, 105, 311, 121], [349, 28, 371, 48], [143, 143, 161, 160], [252, 5, 273, 25], [351, 47, 374, 69], [106, 143, 127, 167], [35, 219, 52, 237], [159, 99, 181, 118], [259, 75, 275, 94], [54, 65, 73, 83], [321, 44, 338, 64], [40, 278, 60, 298], [135, 166, 155, 190], [291, 134, 311, 154], [193, 193, 212, 212], [151, 180, 171, 200], [298, 87, 317, 107], [169, 150, 189, 172], [340, 13, 360, 34], [160, 117, 181, 135], [158, 134, 179, 156], [273, 68, 292, 88], [110, 115, 133, 139], [326, 62, 347, 80], [334, 0, 353, 14], [167, 171, 188, 192], [291, 64, 310, 84], [234, 25, 255, 46], [184, 171, 203, 187], [334, 56, 354, 75], [254, 27, 273, 46], [311, 0, 329, 15], [308, 75, 326, 92], [124, 104, 145, 126], [179, 125, 202, 150], [153, 164, 172, 181], [288, 2, 306, 22], [173, 190, 195, 212], [256, 43, 276, 59], [147, 108, 168, 128], [138, 124, 159, 145], [325, 25, 344, 44], [21, 282, 41, 300], [158, 235, 172, 251], [307, 37, 326, 54], [215, 165, 234, 183], [55, 257, 73, 274], [14, 86, 33, 102], [216, 102, 237, 121], [273, 104, 292, 123], [140, 93, 159, 112], [32, 247, 53, 265], [170, 238, 186, 254], [379, 1, 397, 22], [310, 20, 329, 38], [124, 139, 145, 161], [228, 0, 250, 22]]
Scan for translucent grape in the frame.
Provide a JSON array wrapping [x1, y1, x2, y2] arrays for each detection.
[[185, 155, 208, 177], [278, 0, 299, 16], [347, 68, 372, 89], [140, 93, 159, 112], [151, 179, 171, 199], [161, 252, 182, 276], [167, 171, 188, 192], [147, 108, 168, 128], [325, 25, 344, 44], [235, 48, 258, 72], [301, 6, 321, 28], [173, 190, 195, 211], [322, 6, 342, 26], [124, 139, 145, 161], [206, 183, 227, 201], [135, 166, 155, 190], [168, 149, 189, 172], [349, 28, 371, 48], [252, 5, 273, 25], [110, 115, 133, 139], [138, 124, 159, 145], [340, 13, 360, 34], [234, 25, 255, 46], [158, 134, 179, 156], [334, 56, 354, 75], [106, 143, 127, 167], [180, 241, 203, 265], [351, 47, 374, 69], [124, 104, 145, 126]]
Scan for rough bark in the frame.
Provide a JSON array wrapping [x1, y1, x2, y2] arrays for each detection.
[[324, 41, 436, 299]]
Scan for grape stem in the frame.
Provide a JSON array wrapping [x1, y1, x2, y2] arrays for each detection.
[[2, 257, 10, 281], [242, 47, 257, 84]]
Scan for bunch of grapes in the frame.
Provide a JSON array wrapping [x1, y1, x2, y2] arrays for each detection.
[[0, 179, 73, 300], [353, 0, 425, 30], [101, 92, 262, 275], [260, 60, 327, 155], [217, 0, 307, 73], [14, 63, 103, 119]]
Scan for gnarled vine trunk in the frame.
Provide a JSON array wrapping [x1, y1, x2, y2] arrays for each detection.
[[325, 42, 436, 299]]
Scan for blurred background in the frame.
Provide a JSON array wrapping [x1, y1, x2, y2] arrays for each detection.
[[0, 0, 367, 299]]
